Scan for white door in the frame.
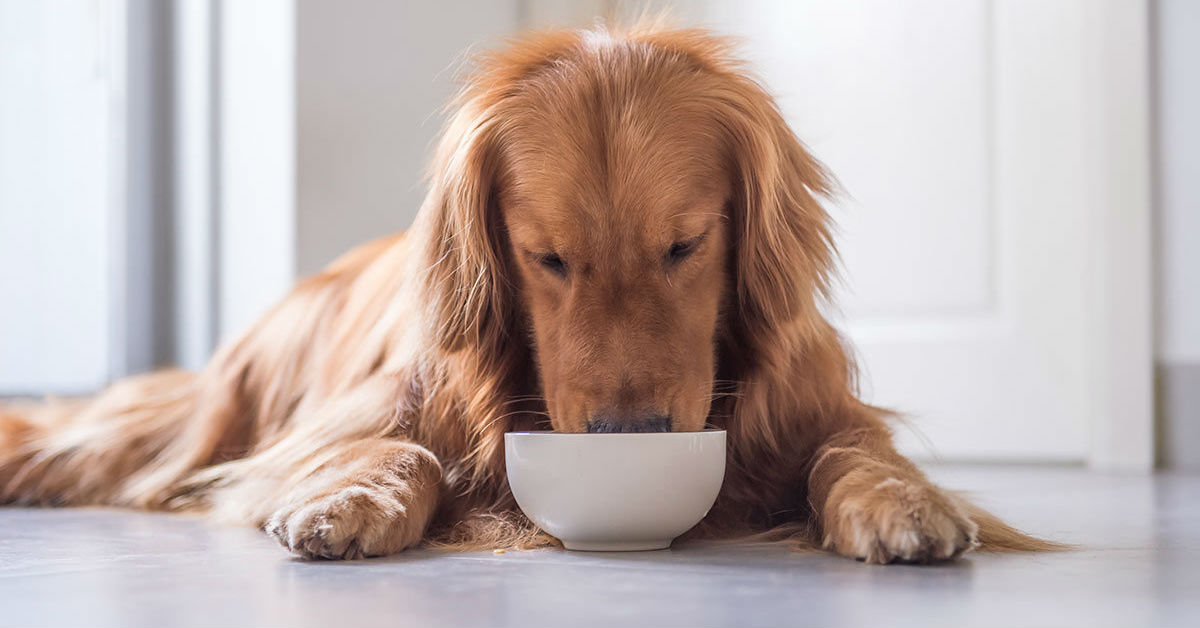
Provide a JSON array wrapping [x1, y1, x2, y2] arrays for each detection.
[[606, 0, 1153, 467]]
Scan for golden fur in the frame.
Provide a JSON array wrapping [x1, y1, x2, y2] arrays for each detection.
[[0, 24, 1056, 562]]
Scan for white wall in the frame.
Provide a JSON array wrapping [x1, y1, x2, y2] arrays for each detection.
[[216, 0, 297, 342], [212, 0, 524, 340], [172, 0, 217, 371], [0, 1, 117, 393], [294, 0, 521, 276], [1154, 0, 1200, 469], [1156, 0, 1200, 367]]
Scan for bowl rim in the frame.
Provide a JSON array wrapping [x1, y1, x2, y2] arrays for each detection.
[[504, 428, 726, 438]]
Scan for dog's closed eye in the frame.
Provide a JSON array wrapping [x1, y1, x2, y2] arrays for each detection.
[[535, 252, 568, 277], [666, 235, 705, 266]]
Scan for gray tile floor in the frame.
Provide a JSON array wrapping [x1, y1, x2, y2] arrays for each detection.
[[1, 465, 1197, 627]]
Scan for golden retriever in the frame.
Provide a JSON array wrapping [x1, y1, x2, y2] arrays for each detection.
[[0, 24, 1052, 563]]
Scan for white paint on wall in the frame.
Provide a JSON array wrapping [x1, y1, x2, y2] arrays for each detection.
[[172, 0, 217, 371], [217, 0, 297, 342], [294, 0, 521, 276], [1156, 0, 1200, 366], [0, 0, 115, 393]]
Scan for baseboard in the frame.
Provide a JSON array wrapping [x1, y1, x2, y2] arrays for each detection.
[[1156, 362, 1200, 470]]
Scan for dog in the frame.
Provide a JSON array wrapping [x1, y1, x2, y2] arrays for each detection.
[[0, 24, 1052, 563]]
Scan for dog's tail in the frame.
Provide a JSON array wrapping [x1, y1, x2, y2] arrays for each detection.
[[966, 500, 1068, 552], [0, 369, 236, 509]]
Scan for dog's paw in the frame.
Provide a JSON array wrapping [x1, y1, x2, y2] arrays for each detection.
[[823, 472, 978, 564], [265, 485, 416, 560]]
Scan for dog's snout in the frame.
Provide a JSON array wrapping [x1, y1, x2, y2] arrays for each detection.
[[586, 412, 673, 433]]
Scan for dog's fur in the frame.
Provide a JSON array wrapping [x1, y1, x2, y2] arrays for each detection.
[[0, 24, 1054, 562]]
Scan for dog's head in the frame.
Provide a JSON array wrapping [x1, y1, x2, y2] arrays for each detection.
[[422, 26, 835, 434]]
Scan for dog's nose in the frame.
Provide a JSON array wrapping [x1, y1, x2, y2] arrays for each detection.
[[586, 412, 673, 433]]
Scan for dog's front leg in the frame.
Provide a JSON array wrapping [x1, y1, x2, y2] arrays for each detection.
[[264, 438, 442, 560], [806, 425, 978, 564]]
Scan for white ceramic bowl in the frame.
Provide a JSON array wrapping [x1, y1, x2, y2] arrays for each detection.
[[504, 430, 726, 551]]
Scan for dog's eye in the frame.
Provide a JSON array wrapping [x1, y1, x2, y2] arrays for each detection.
[[537, 252, 568, 277], [666, 238, 700, 265]]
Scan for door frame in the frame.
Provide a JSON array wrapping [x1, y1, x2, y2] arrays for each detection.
[[1080, 0, 1153, 471]]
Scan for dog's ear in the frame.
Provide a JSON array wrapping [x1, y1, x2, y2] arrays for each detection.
[[420, 95, 512, 354], [418, 32, 584, 355], [721, 77, 838, 361]]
